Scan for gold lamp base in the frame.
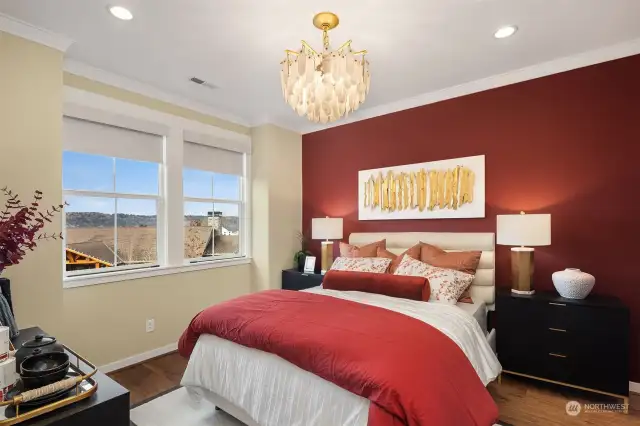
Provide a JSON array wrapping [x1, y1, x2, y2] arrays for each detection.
[[313, 12, 340, 30], [511, 247, 535, 295], [320, 241, 334, 274]]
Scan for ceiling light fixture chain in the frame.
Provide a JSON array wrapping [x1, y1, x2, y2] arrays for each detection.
[[280, 12, 371, 124], [322, 27, 330, 51]]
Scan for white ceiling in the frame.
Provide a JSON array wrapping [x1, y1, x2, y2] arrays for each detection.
[[2, 0, 640, 133]]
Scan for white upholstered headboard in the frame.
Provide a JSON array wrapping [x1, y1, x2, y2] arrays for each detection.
[[348, 232, 496, 306]]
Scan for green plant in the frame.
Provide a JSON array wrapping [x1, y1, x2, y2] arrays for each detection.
[[293, 230, 312, 266]]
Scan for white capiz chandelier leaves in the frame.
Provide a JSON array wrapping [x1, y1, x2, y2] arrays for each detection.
[[280, 13, 370, 124]]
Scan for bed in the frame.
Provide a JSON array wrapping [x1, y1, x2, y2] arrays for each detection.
[[180, 232, 502, 426]]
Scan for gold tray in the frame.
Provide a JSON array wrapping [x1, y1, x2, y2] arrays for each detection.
[[0, 344, 98, 425]]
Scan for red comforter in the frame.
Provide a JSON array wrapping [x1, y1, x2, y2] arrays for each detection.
[[179, 290, 498, 426]]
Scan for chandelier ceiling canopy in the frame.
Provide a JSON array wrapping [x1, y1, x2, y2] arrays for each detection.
[[280, 12, 370, 124]]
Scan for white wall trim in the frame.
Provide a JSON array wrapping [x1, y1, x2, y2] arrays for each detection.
[[630, 381, 640, 394], [64, 59, 251, 129], [64, 257, 251, 289], [99, 342, 178, 374], [64, 86, 251, 147], [300, 37, 640, 134], [0, 12, 73, 52]]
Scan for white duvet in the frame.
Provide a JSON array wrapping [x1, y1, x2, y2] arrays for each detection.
[[181, 288, 502, 426]]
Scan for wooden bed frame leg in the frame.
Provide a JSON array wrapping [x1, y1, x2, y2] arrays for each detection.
[[623, 396, 629, 414]]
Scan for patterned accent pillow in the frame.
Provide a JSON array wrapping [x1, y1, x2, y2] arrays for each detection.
[[339, 239, 386, 258], [376, 243, 422, 274], [330, 257, 392, 274], [420, 243, 481, 304], [394, 255, 475, 305]]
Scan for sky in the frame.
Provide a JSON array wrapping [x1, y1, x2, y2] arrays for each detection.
[[63, 151, 240, 216]]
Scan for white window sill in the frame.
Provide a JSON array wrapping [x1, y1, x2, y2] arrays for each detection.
[[63, 257, 251, 289]]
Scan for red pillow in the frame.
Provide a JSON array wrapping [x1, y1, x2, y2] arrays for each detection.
[[323, 270, 431, 302], [339, 239, 386, 258]]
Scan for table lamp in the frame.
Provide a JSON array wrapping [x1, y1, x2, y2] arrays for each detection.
[[312, 216, 343, 274], [497, 212, 551, 295]]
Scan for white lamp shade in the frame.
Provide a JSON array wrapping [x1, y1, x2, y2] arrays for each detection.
[[312, 217, 343, 240], [497, 213, 551, 246]]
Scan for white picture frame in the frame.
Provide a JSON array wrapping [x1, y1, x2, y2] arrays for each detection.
[[358, 155, 485, 220], [303, 256, 316, 274]]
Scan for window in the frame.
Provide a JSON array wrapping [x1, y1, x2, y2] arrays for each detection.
[[183, 141, 243, 262], [61, 111, 250, 286], [63, 117, 163, 276]]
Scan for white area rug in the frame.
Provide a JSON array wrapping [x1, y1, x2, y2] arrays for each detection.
[[130, 387, 243, 426], [130, 386, 508, 426]]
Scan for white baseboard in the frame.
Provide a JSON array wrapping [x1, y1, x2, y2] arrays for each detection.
[[631, 381, 640, 394], [99, 342, 178, 374]]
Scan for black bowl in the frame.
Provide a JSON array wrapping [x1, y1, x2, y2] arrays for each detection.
[[20, 366, 69, 390], [20, 359, 69, 378], [20, 352, 70, 376]]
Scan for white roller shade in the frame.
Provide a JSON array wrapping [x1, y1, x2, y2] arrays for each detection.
[[63, 116, 163, 163], [183, 141, 244, 175]]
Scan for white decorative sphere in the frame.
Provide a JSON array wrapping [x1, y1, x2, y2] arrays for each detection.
[[552, 268, 595, 299]]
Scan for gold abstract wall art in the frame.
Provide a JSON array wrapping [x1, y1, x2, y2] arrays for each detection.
[[358, 155, 485, 220]]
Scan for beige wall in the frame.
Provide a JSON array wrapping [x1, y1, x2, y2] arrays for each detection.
[[0, 31, 65, 334], [0, 32, 254, 366], [251, 124, 302, 291], [63, 73, 249, 136], [62, 266, 251, 365]]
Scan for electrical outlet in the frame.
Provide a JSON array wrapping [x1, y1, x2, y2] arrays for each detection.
[[146, 318, 155, 333]]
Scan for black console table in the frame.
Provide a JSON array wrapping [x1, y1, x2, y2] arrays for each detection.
[[10, 327, 130, 426]]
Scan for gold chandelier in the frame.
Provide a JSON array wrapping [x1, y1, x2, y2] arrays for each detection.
[[280, 12, 370, 124]]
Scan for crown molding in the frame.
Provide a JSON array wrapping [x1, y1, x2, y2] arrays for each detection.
[[64, 59, 252, 128], [0, 12, 73, 52], [299, 37, 640, 134]]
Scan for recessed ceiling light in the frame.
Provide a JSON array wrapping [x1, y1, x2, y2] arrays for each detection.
[[494, 26, 517, 39], [109, 6, 133, 21]]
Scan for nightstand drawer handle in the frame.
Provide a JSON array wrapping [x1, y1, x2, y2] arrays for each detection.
[[549, 353, 567, 358], [549, 302, 566, 306], [549, 328, 567, 332]]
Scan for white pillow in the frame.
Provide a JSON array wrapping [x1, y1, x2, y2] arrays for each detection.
[[330, 257, 392, 274], [394, 255, 474, 305]]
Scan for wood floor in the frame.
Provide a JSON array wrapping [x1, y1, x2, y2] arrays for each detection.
[[109, 352, 188, 406], [109, 352, 639, 425]]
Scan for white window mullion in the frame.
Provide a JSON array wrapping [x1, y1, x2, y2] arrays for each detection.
[[114, 197, 119, 266], [243, 153, 252, 258], [113, 158, 118, 267], [184, 197, 241, 204], [155, 160, 167, 266], [63, 190, 158, 200], [165, 127, 185, 267], [210, 173, 215, 255]]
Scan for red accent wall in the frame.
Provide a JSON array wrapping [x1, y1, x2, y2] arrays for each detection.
[[302, 54, 640, 383]]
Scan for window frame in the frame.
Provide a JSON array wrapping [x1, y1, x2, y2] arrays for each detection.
[[183, 190, 244, 263], [61, 93, 252, 288], [62, 155, 165, 278]]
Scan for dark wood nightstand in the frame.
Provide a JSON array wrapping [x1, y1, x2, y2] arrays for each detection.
[[496, 289, 629, 410], [281, 269, 323, 291]]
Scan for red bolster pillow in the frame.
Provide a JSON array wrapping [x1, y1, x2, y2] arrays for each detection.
[[323, 270, 431, 302]]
